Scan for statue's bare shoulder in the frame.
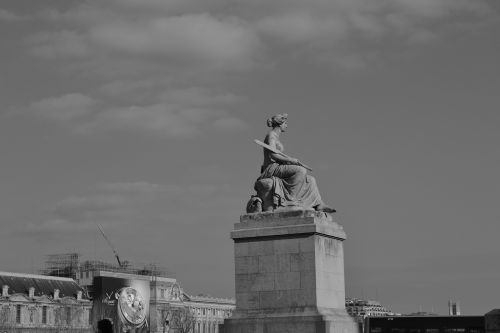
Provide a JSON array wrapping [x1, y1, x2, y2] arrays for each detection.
[[264, 131, 282, 151]]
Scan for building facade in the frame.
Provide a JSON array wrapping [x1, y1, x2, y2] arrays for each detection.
[[183, 294, 235, 333], [0, 271, 92, 333], [365, 315, 485, 333], [346, 298, 396, 318], [79, 269, 235, 333]]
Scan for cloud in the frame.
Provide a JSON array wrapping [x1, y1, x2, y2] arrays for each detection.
[[26, 30, 90, 58], [407, 30, 438, 44], [86, 104, 206, 137], [0, 9, 26, 22], [106, 0, 218, 12], [21, 180, 240, 234], [88, 87, 245, 136], [29, 93, 96, 122], [390, 0, 491, 19], [89, 14, 260, 70], [85, 104, 243, 137], [257, 11, 349, 45], [31, 6, 260, 74], [99, 80, 159, 97], [158, 87, 242, 107], [251, 0, 493, 66], [27, 88, 246, 137], [96, 182, 168, 193], [25, 0, 494, 74], [24, 182, 172, 233], [18, 0, 494, 137]]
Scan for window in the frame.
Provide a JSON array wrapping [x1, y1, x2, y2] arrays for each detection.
[[86, 271, 89, 278], [30, 309, 34, 323], [66, 307, 71, 324], [161, 289, 165, 298], [16, 304, 21, 323], [42, 306, 47, 324]]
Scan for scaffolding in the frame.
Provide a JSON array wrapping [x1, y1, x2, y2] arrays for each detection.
[[40, 253, 81, 279], [40, 253, 170, 279], [80, 260, 169, 277]]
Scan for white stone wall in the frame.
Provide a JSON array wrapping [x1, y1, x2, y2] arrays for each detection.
[[0, 298, 92, 332]]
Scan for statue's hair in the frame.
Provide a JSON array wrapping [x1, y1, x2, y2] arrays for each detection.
[[267, 113, 288, 128]]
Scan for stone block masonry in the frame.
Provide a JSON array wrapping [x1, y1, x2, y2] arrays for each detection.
[[222, 210, 360, 333]]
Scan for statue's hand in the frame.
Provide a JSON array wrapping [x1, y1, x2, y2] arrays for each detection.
[[289, 158, 300, 165]]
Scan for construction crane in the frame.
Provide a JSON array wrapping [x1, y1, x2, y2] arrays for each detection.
[[96, 223, 124, 268]]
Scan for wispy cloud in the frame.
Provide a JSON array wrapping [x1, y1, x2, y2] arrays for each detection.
[[23, 182, 173, 233], [18, 0, 496, 133], [24, 0, 494, 73], [21, 180, 240, 234], [29, 93, 96, 122], [0, 9, 27, 22], [27, 30, 90, 58], [89, 14, 260, 71], [251, 0, 493, 67], [27, 88, 246, 137]]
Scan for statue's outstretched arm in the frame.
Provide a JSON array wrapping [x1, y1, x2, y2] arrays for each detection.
[[255, 139, 312, 171]]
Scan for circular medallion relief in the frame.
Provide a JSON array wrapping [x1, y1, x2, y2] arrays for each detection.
[[116, 287, 147, 326]]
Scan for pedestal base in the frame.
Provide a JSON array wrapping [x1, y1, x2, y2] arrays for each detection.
[[222, 210, 359, 333], [223, 311, 359, 333]]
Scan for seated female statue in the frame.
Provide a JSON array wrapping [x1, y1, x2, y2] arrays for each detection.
[[255, 113, 335, 213]]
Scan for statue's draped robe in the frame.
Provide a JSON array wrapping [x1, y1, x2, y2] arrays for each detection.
[[258, 163, 324, 209]]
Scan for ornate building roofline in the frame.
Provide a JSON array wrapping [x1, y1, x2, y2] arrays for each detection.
[[0, 271, 74, 282], [188, 295, 236, 304]]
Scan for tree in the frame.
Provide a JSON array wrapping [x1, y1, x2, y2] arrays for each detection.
[[168, 306, 195, 333]]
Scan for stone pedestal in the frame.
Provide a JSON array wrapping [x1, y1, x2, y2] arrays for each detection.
[[222, 210, 359, 333]]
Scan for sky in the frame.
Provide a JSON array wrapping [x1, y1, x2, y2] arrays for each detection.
[[0, 0, 499, 316]]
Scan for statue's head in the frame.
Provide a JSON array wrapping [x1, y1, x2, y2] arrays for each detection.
[[267, 113, 288, 129]]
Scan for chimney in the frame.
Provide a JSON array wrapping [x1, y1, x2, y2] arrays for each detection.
[[2, 285, 8, 297], [54, 289, 60, 300], [29, 287, 35, 298], [76, 291, 82, 300]]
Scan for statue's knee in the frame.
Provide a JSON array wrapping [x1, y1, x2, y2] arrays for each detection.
[[295, 166, 307, 178], [255, 178, 273, 194]]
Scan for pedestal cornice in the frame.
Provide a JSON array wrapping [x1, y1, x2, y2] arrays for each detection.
[[232, 210, 346, 241]]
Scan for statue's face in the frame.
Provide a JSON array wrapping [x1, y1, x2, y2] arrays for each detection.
[[279, 121, 288, 132]]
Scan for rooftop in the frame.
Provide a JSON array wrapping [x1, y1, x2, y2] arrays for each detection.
[[0, 271, 88, 299]]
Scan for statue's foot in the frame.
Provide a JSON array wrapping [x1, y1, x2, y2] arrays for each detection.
[[315, 204, 336, 213]]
